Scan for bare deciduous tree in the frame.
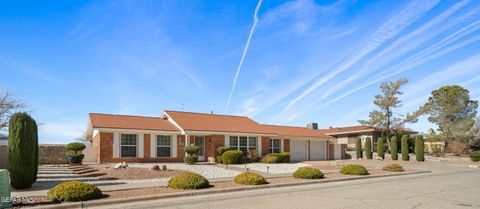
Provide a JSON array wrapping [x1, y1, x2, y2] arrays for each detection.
[[0, 91, 25, 130]]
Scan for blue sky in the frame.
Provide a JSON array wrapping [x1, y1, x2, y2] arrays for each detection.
[[1, 0, 480, 144]]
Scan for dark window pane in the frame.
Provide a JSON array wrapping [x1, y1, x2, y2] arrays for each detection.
[[121, 134, 137, 145], [230, 136, 238, 146], [121, 146, 136, 157], [249, 137, 257, 147], [157, 147, 171, 157], [239, 137, 248, 146], [157, 135, 171, 146]]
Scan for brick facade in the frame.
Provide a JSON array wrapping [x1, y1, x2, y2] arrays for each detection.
[[261, 137, 270, 156], [205, 135, 225, 161], [283, 139, 290, 152]]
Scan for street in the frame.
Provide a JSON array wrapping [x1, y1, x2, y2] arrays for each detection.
[[93, 162, 480, 209]]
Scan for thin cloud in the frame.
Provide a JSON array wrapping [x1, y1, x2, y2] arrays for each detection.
[[224, 0, 263, 114], [282, 0, 440, 112]]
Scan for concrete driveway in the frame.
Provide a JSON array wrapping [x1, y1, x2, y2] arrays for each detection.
[[92, 161, 480, 209]]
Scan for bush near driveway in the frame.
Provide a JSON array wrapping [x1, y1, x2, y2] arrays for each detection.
[[168, 172, 209, 189], [216, 147, 230, 163], [383, 163, 404, 172], [293, 167, 324, 179], [340, 164, 369, 176], [261, 152, 290, 163], [471, 151, 480, 162], [221, 150, 244, 164], [184, 156, 198, 165], [47, 181, 102, 202], [234, 172, 268, 185]]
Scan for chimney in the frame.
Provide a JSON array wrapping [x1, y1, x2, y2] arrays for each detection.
[[307, 123, 318, 130]]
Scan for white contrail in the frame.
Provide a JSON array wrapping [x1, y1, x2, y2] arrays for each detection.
[[224, 0, 263, 114]]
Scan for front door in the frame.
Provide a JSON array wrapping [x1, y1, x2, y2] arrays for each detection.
[[193, 136, 205, 161]]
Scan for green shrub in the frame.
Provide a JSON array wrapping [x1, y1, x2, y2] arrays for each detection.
[[340, 164, 369, 175], [66, 142, 86, 154], [391, 136, 398, 160], [415, 135, 425, 161], [355, 138, 362, 159], [234, 172, 268, 185], [365, 137, 372, 160], [401, 135, 410, 161], [168, 172, 209, 189], [377, 136, 385, 159], [8, 112, 38, 189], [471, 151, 480, 162], [217, 147, 230, 163], [383, 163, 404, 172], [221, 150, 244, 164], [184, 156, 198, 165], [293, 167, 324, 179], [47, 181, 102, 202], [67, 154, 84, 164], [262, 152, 290, 163], [184, 146, 200, 156]]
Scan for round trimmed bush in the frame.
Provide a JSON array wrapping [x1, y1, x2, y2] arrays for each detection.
[[184, 146, 200, 156], [66, 142, 86, 153], [340, 164, 369, 175], [184, 156, 198, 165], [168, 172, 209, 189], [47, 181, 102, 202], [261, 152, 290, 163], [234, 172, 268, 185], [293, 167, 324, 179], [67, 154, 85, 164], [471, 151, 480, 162], [221, 150, 243, 164], [383, 163, 404, 172]]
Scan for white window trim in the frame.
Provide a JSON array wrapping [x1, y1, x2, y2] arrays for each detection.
[[153, 134, 176, 158], [228, 136, 258, 151], [119, 133, 138, 158], [270, 138, 282, 153]]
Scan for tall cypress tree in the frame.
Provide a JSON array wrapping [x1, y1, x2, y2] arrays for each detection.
[[365, 137, 372, 159], [355, 138, 363, 159], [377, 136, 385, 159], [8, 112, 38, 189], [415, 135, 425, 161], [391, 136, 398, 160], [402, 135, 410, 161]]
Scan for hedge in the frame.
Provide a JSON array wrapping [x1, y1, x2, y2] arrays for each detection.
[[234, 172, 268, 185], [355, 138, 362, 159], [293, 167, 324, 179], [365, 137, 372, 160], [415, 135, 425, 161], [47, 181, 102, 202], [184, 156, 198, 165], [340, 164, 369, 175], [8, 112, 38, 189], [262, 152, 290, 163], [391, 136, 398, 160], [401, 135, 410, 161], [168, 172, 209, 189], [221, 150, 244, 164]]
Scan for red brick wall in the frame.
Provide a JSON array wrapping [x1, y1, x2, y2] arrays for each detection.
[[261, 137, 270, 156], [283, 139, 290, 152], [99, 132, 114, 163], [327, 143, 334, 160], [144, 134, 150, 160], [92, 132, 101, 163], [205, 135, 225, 161]]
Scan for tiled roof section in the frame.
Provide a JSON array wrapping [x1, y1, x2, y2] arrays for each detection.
[[319, 126, 377, 135], [262, 125, 334, 139], [89, 113, 180, 132], [164, 111, 277, 135]]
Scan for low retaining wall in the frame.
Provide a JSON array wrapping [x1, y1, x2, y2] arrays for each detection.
[[0, 144, 67, 169]]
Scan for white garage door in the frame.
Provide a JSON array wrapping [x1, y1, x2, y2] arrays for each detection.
[[310, 141, 327, 161], [290, 141, 308, 161]]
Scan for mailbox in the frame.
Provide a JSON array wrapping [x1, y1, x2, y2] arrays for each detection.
[[0, 169, 12, 208]]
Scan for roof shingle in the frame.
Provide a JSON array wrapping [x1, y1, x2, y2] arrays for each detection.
[[89, 113, 180, 132]]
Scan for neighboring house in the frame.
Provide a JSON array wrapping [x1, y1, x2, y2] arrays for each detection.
[[86, 110, 339, 163], [319, 126, 417, 148], [0, 136, 7, 145]]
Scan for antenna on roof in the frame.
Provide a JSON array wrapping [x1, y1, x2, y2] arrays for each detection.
[[211, 111, 213, 114], [181, 103, 185, 112]]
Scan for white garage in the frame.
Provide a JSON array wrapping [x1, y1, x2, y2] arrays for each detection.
[[290, 140, 308, 161], [310, 141, 327, 160]]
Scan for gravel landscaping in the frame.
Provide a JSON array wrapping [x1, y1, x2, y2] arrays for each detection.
[[123, 163, 241, 178], [79, 165, 182, 180], [230, 163, 312, 174]]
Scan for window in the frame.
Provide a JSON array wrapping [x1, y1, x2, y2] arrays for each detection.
[[156, 135, 171, 157], [229, 136, 257, 154], [270, 139, 281, 153], [120, 134, 137, 157]]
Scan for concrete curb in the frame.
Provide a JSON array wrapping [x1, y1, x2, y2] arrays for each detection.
[[27, 170, 430, 209]]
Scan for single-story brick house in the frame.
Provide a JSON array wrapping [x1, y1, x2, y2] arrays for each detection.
[[319, 126, 417, 148], [86, 110, 346, 163]]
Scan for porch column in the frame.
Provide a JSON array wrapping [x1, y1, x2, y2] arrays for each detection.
[[185, 134, 189, 156]]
